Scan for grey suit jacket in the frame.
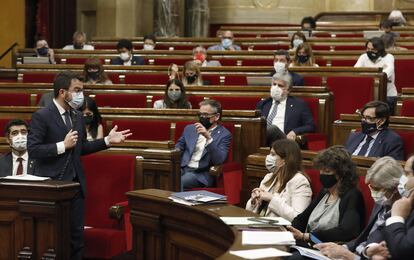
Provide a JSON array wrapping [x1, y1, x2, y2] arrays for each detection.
[[0, 152, 35, 177]]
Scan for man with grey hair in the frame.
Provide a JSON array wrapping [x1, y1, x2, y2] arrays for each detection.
[[256, 72, 315, 141], [270, 49, 304, 86], [192, 46, 221, 67], [315, 156, 403, 260], [63, 31, 94, 50], [207, 30, 241, 51]]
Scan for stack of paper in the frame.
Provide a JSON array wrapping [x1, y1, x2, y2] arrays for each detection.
[[290, 246, 331, 260], [0, 174, 50, 181], [230, 248, 291, 259], [169, 190, 227, 205], [242, 231, 296, 245], [220, 216, 291, 226]]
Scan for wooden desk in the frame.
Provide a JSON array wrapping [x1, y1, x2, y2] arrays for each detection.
[[0, 180, 79, 260], [127, 189, 287, 260]]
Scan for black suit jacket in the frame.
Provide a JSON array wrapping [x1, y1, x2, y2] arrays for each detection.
[[269, 71, 305, 86], [111, 55, 145, 65], [0, 152, 35, 177], [27, 102, 107, 196], [256, 96, 315, 134], [345, 129, 404, 160]]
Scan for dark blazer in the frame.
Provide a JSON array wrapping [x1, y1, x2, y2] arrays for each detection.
[[175, 124, 231, 184], [0, 152, 35, 177], [381, 207, 414, 260], [27, 102, 107, 196], [256, 96, 315, 135], [345, 129, 404, 160], [292, 187, 365, 243], [269, 70, 305, 86], [111, 55, 145, 65]]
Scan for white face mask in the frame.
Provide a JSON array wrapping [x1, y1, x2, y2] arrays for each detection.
[[370, 189, 386, 203], [293, 39, 304, 48], [274, 62, 287, 74], [398, 174, 408, 197], [120, 52, 130, 61], [270, 85, 284, 101], [11, 134, 27, 151], [265, 154, 277, 173], [221, 38, 233, 48], [67, 91, 84, 110], [143, 44, 154, 51]]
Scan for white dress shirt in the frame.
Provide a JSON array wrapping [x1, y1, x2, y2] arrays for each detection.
[[187, 126, 215, 169], [354, 53, 397, 96], [352, 131, 380, 156], [270, 98, 287, 133], [12, 151, 29, 176]]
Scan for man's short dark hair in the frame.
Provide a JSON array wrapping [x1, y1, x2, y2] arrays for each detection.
[[53, 71, 81, 98], [301, 16, 316, 29], [116, 39, 133, 51], [4, 119, 28, 137], [380, 19, 394, 29], [361, 100, 390, 127], [274, 49, 291, 62], [199, 99, 223, 118], [366, 37, 386, 57], [143, 34, 156, 44]]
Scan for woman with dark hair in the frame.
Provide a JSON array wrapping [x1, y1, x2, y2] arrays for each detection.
[[289, 31, 307, 51], [290, 43, 318, 67], [355, 37, 397, 114], [246, 139, 312, 222], [153, 79, 192, 109], [286, 146, 365, 251], [83, 58, 112, 85], [80, 96, 104, 140]]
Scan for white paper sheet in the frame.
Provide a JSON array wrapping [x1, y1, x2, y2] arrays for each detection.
[[220, 217, 291, 226], [242, 231, 295, 245], [290, 246, 331, 260], [230, 248, 292, 259], [1, 174, 50, 181]]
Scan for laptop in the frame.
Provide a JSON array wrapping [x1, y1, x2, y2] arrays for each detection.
[[363, 31, 384, 39], [23, 56, 50, 64], [247, 76, 273, 86]]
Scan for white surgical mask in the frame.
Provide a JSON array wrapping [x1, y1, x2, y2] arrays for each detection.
[[11, 134, 27, 151], [273, 62, 286, 74], [120, 52, 130, 61], [270, 85, 283, 101], [221, 38, 233, 48], [293, 39, 304, 48], [265, 154, 277, 173], [370, 189, 386, 203], [143, 44, 154, 51], [398, 174, 408, 197], [68, 92, 84, 110]]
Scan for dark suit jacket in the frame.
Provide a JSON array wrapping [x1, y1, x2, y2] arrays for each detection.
[[111, 55, 145, 65], [345, 129, 404, 160], [382, 208, 414, 260], [269, 71, 305, 86], [0, 152, 35, 177], [292, 187, 365, 243], [175, 124, 231, 185], [256, 96, 315, 134], [27, 102, 107, 196]]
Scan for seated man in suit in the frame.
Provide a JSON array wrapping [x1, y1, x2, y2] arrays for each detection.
[[207, 30, 241, 51], [269, 49, 304, 86], [345, 100, 404, 160], [192, 46, 221, 67], [256, 72, 315, 141], [111, 39, 144, 66], [175, 99, 231, 190], [0, 119, 35, 176], [63, 31, 94, 50]]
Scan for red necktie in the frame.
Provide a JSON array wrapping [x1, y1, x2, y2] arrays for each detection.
[[16, 157, 23, 175]]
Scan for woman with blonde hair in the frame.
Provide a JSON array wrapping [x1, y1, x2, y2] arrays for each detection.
[[290, 43, 318, 67], [83, 58, 112, 85], [182, 61, 204, 86]]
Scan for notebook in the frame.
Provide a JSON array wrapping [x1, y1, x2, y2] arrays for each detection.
[[23, 56, 50, 64]]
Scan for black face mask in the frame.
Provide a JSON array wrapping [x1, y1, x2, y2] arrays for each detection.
[[320, 174, 338, 188], [74, 43, 84, 49], [186, 74, 197, 84], [199, 116, 213, 129], [88, 71, 99, 80], [297, 55, 309, 64], [361, 121, 378, 135], [367, 51, 379, 62], [84, 115, 93, 125], [37, 47, 49, 56]]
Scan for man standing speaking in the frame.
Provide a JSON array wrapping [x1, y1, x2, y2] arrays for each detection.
[[28, 70, 131, 259]]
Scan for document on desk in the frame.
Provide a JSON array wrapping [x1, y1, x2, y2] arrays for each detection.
[[220, 216, 291, 226], [230, 248, 292, 259], [0, 174, 50, 181], [290, 246, 331, 260], [242, 231, 295, 245]]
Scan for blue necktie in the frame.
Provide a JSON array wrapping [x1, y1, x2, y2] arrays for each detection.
[[267, 101, 279, 127]]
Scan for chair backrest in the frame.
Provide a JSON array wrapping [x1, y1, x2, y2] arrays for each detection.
[[94, 93, 148, 108], [0, 93, 31, 106], [394, 129, 414, 160], [82, 153, 136, 228], [22, 73, 56, 83], [304, 169, 322, 197], [330, 59, 357, 67], [111, 120, 172, 141], [124, 74, 169, 84], [358, 175, 374, 225], [209, 96, 260, 110], [401, 99, 414, 117], [301, 97, 320, 131], [395, 59, 414, 93], [303, 76, 322, 86]]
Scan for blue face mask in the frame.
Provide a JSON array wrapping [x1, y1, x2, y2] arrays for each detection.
[[221, 38, 233, 48], [398, 175, 413, 197], [66, 91, 84, 109]]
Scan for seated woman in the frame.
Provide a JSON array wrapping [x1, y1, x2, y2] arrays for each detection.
[[246, 139, 312, 222], [34, 39, 56, 64], [286, 146, 365, 250], [182, 61, 204, 86], [289, 31, 307, 52], [80, 96, 104, 141], [83, 58, 113, 85], [290, 43, 319, 67], [153, 79, 192, 109]]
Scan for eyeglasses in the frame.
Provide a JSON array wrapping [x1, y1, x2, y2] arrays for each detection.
[[197, 112, 217, 118], [361, 115, 377, 122]]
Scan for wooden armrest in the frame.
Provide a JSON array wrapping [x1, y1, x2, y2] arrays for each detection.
[[108, 204, 125, 220], [209, 165, 223, 177]]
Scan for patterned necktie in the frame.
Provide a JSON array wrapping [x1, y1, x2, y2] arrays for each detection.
[[358, 135, 373, 156], [63, 110, 72, 130], [16, 157, 23, 175], [266, 101, 279, 127]]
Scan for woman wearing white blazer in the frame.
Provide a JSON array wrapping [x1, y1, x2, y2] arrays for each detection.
[[246, 139, 312, 222]]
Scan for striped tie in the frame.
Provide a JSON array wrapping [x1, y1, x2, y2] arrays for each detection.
[[267, 101, 279, 127]]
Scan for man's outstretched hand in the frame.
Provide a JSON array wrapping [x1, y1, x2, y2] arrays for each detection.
[[107, 125, 132, 144]]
